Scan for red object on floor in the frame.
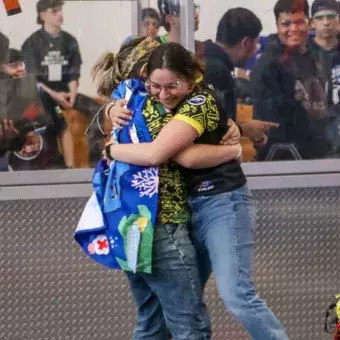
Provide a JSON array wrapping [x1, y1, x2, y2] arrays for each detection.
[[3, 0, 22, 16]]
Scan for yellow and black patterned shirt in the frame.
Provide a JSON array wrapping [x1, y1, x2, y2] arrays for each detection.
[[173, 88, 246, 196], [142, 98, 190, 224]]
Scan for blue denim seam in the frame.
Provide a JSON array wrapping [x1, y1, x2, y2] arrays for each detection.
[[165, 224, 210, 337]]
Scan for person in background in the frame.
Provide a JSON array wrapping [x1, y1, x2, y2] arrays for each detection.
[[141, 8, 161, 39], [156, 1, 278, 150], [1, 48, 25, 79], [157, 0, 200, 44], [0, 46, 25, 170], [309, 0, 340, 156], [22, 0, 103, 167], [310, 0, 339, 104], [242, 36, 269, 75], [124, 8, 161, 43], [0, 49, 66, 170], [197, 9, 279, 150], [250, 0, 331, 161], [22, 0, 81, 111]]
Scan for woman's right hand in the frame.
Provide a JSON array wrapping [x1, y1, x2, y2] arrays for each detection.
[[105, 99, 132, 129]]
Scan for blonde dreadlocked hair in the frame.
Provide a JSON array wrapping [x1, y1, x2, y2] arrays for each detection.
[[92, 37, 160, 98]]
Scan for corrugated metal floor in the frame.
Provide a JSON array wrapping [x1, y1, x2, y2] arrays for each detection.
[[0, 187, 339, 340]]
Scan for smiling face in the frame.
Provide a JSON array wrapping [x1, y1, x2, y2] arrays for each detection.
[[277, 11, 309, 50], [147, 68, 192, 110]]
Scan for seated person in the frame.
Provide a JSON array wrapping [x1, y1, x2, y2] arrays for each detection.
[[0, 48, 66, 170], [1, 48, 26, 78]]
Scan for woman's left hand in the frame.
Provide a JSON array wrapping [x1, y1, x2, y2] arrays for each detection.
[[220, 119, 241, 145]]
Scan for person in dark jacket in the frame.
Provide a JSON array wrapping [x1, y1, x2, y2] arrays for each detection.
[[310, 0, 340, 105], [0, 34, 26, 170], [309, 0, 340, 154], [200, 9, 279, 148], [22, 0, 81, 110], [250, 0, 331, 161]]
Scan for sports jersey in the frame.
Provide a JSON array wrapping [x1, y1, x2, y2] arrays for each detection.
[[174, 88, 246, 196]]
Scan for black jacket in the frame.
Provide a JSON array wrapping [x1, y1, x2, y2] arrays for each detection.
[[307, 36, 335, 103], [200, 40, 237, 121], [22, 29, 82, 92], [250, 34, 331, 160]]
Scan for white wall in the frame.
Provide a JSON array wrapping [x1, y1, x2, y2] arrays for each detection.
[[0, 0, 133, 96], [0, 0, 314, 97]]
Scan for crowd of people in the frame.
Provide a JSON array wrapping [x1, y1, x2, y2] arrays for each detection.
[[1, 0, 339, 171], [1, 0, 339, 338]]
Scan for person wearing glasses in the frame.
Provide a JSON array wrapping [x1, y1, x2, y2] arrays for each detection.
[[250, 0, 331, 161], [311, 0, 340, 105], [309, 0, 340, 156]]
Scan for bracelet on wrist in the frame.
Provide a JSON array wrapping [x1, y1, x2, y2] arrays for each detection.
[[235, 145, 243, 160], [107, 100, 117, 120], [105, 143, 114, 161]]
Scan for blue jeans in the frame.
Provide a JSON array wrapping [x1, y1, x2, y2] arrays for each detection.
[[188, 185, 289, 340], [126, 223, 211, 340], [0, 154, 9, 171]]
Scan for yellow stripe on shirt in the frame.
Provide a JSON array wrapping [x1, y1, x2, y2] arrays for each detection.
[[174, 114, 204, 136]]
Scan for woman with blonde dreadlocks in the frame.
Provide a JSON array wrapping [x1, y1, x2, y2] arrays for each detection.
[[87, 37, 243, 340]]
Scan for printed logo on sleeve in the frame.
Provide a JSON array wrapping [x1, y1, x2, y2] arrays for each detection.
[[188, 95, 206, 106]]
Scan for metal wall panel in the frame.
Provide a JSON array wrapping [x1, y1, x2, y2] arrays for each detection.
[[1, 186, 339, 340]]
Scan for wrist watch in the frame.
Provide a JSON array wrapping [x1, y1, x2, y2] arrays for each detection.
[[105, 143, 114, 160]]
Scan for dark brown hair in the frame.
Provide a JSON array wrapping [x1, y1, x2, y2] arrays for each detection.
[[274, 0, 310, 21], [146, 42, 204, 85], [36, 0, 64, 25]]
